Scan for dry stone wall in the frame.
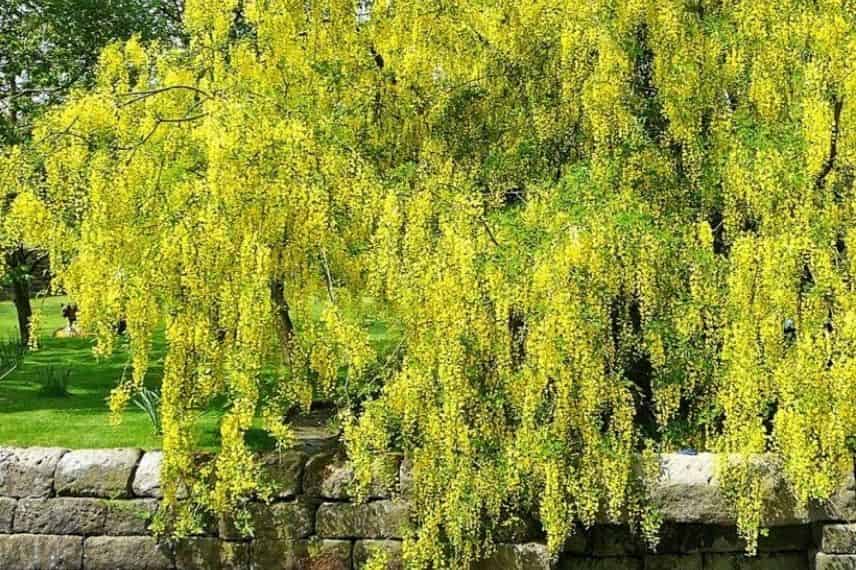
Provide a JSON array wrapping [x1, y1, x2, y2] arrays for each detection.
[[0, 446, 853, 569]]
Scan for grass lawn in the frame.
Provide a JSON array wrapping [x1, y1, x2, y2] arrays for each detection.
[[0, 295, 396, 450], [0, 295, 221, 449]]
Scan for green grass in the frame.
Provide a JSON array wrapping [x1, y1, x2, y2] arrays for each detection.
[[0, 295, 221, 449], [0, 295, 398, 450]]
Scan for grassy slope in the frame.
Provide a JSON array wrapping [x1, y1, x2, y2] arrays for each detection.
[[0, 296, 221, 449]]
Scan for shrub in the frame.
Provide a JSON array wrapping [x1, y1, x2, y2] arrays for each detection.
[[37, 367, 71, 398], [133, 386, 162, 435]]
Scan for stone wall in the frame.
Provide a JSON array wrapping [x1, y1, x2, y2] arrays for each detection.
[[0, 446, 854, 569]]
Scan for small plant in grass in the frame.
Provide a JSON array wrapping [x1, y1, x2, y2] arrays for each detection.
[[37, 367, 72, 397], [0, 339, 24, 382], [133, 387, 162, 435]]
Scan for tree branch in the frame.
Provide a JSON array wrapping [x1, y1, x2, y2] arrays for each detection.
[[320, 248, 336, 304], [117, 85, 213, 107], [814, 95, 844, 191]]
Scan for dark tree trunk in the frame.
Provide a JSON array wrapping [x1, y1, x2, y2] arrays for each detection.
[[269, 278, 294, 359], [11, 277, 32, 347], [5, 246, 39, 348]]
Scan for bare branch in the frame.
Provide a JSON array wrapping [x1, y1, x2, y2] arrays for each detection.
[[117, 85, 214, 107], [815, 95, 845, 191], [481, 217, 501, 248], [320, 248, 336, 304]]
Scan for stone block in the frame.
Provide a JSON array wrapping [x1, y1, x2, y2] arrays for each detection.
[[353, 540, 403, 569], [316, 500, 409, 539], [655, 524, 740, 553], [475, 543, 553, 569], [644, 554, 702, 570], [175, 538, 251, 569], [56, 448, 141, 498], [654, 523, 811, 554], [590, 526, 645, 556], [560, 558, 642, 570], [816, 554, 856, 570], [133, 452, 163, 498], [219, 501, 314, 541], [304, 452, 354, 500], [304, 451, 400, 500], [822, 525, 856, 554], [653, 454, 730, 525], [253, 538, 351, 570], [653, 454, 810, 527], [260, 451, 306, 498], [104, 499, 158, 535], [0, 447, 67, 498], [812, 469, 856, 523], [703, 552, 808, 570], [760, 525, 814, 552], [562, 530, 589, 555], [13, 498, 105, 535], [84, 536, 173, 570], [0, 534, 82, 569], [0, 497, 15, 532]]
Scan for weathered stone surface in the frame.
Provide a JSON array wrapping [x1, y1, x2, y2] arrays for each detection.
[[353, 540, 403, 570], [703, 552, 808, 570], [656, 524, 739, 554], [316, 500, 409, 539], [104, 499, 158, 535], [590, 526, 644, 556], [562, 530, 589, 555], [653, 454, 811, 526], [175, 538, 251, 570], [13, 498, 105, 535], [823, 525, 856, 555], [219, 501, 314, 541], [133, 452, 163, 498], [816, 554, 856, 570], [0, 534, 83, 569], [56, 448, 141, 498], [304, 452, 400, 500], [474, 543, 552, 570], [260, 451, 306, 498], [759, 525, 815, 552], [655, 524, 811, 554], [0, 497, 15, 532], [643, 554, 702, 570], [84, 536, 173, 570], [0, 447, 67, 498], [653, 454, 729, 525], [304, 452, 353, 499], [289, 407, 341, 454], [253, 539, 351, 570], [751, 457, 812, 527], [814, 469, 856, 522], [560, 557, 642, 570]]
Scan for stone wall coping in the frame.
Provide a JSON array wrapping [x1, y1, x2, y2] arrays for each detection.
[[1, 447, 853, 526]]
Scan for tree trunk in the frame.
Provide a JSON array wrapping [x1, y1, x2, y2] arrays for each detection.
[[269, 278, 294, 360], [11, 277, 32, 348]]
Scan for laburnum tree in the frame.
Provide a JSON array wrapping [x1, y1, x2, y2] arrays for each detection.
[[13, 0, 856, 567]]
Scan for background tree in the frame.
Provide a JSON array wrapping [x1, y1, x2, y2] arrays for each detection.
[[0, 0, 184, 346]]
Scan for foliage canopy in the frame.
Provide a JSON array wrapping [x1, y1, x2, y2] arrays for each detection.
[[13, 0, 856, 566]]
